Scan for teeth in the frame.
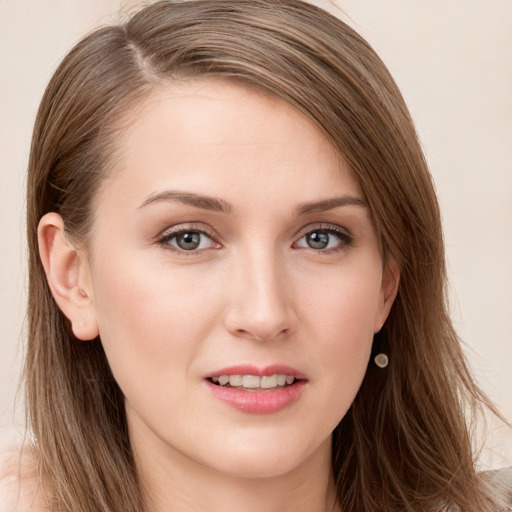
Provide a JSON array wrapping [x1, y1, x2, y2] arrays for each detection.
[[260, 375, 278, 389], [212, 373, 296, 389], [242, 375, 260, 388], [229, 375, 243, 386]]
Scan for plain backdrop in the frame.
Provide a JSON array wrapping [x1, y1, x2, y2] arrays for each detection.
[[1, 0, 511, 468]]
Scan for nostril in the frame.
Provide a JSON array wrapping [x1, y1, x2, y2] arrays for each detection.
[[240, 327, 290, 342], [224, 295, 298, 341]]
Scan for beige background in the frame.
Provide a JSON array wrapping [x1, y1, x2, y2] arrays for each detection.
[[1, 1, 511, 467]]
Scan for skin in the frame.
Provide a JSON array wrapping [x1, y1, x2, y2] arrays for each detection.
[[39, 79, 399, 512]]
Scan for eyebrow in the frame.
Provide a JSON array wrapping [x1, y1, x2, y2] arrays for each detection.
[[138, 190, 366, 215], [296, 195, 367, 215], [138, 191, 234, 214]]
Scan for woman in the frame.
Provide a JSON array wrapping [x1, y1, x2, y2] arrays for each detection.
[[1, 0, 510, 510]]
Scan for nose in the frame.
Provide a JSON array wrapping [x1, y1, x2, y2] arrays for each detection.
[[223, 247, 298, 342]]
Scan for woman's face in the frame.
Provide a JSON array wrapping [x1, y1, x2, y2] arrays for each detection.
[[82, 79, 397, 478]]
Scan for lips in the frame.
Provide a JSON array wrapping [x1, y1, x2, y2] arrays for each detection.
[[204, 364, 307, 414]]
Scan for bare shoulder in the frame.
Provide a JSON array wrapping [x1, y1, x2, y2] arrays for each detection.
[[0, 442, 48, 512]]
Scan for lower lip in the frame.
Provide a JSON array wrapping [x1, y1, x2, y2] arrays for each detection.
[[204, 380, 307, 414]]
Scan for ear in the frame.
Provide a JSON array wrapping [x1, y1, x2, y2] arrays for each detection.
[[374, 258, 400, 333], [38, 213, 99, 341]]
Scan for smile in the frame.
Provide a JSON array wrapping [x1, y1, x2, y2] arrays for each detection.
[[204, 365, 307, 414], [210, 374, 296, 390]]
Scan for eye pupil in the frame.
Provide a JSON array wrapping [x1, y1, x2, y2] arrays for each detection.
[[306, 231, 329, 249], [176, 232, 201, 250]]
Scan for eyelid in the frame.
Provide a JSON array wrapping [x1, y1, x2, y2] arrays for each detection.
[[158, 222, 216, 239], [293, 223, 354, 250], [153, 222, 353, 254], [155, 223, 221, 253], [294, 222, 352, 240]]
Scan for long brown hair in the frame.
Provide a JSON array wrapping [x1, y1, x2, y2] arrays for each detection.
[[25, 1, 504, 510]]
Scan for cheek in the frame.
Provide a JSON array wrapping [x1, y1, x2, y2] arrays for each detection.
[[300, 257, 382, 347], [299, 261, 382, 414], [89, 254, 224, 395]]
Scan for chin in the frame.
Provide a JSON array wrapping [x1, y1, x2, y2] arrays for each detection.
[[197, 429, 332, 480], [211, 453, 306, 480]]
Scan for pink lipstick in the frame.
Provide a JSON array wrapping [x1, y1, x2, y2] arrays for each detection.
[[204, 364, 307, 414]]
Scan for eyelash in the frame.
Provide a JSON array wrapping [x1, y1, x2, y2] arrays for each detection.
[[156, 223, 353, 255], [157, 224, 220, 255], [293, 224, 354, 253]]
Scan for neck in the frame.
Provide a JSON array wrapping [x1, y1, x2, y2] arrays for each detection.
[[130, 424, 339, 512]]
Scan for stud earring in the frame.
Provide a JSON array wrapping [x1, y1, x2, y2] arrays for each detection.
[[374, 353, 389, 369]]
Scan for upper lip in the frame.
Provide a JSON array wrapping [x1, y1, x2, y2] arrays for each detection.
[[205, 364, 307, 380]]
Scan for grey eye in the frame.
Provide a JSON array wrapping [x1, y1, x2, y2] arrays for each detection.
[[306, 231, 330, 249], [295, 227, 352, 251], [159, 227, 219, 253], [163, 230, 217, 251], [175, 232, 202, 250]]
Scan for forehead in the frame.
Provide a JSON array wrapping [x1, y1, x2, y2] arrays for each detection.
[[97, 78, 363, 210]]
